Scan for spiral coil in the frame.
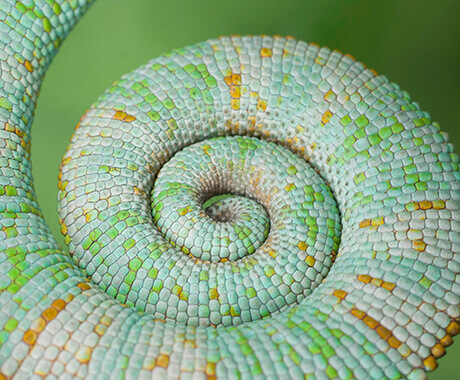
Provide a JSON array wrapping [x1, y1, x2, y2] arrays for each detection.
[[0, 1, 458, 379]]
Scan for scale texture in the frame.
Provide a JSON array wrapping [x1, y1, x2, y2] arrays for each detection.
[[0, 1, 459, 379]]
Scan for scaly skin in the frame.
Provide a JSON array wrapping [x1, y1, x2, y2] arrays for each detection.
[[0, 1, 458, 379]]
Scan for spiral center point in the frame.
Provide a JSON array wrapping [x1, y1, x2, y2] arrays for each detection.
[[151, 139, 272, 262]]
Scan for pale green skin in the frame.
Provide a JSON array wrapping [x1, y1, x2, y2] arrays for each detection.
[[0, 1, 458, 379]]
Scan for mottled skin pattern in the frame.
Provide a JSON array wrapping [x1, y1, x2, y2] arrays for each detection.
[[0, 1, 458, 379]]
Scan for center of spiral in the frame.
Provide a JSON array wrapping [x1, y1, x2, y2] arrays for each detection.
[[151, 140, 271, 262], [203, 194, 237, 222]]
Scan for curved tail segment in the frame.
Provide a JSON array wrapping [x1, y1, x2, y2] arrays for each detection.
[[0, 0, 94, 377], [0, 0, 95, 223]]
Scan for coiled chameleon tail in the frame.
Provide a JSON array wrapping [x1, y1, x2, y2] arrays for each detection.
[[0, 1, 458, 379]]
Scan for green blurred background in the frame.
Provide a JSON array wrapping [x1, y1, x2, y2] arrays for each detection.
[[31, 1, 459, 377]]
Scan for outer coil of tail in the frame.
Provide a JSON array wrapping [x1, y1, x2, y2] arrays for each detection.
[[0, 1, 458, 379]]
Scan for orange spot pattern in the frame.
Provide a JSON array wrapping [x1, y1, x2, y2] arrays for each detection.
[[113, 111, 136, 122], [225, 73, 241, 110], [350, 307, 403, 349], [357, 274, 396, 292], [321, 111, 333, 125], [333, 286, 459, 372], [22, 282, 91, 350]]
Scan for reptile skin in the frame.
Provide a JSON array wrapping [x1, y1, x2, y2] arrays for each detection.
[[0, 1, 458, 379]]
